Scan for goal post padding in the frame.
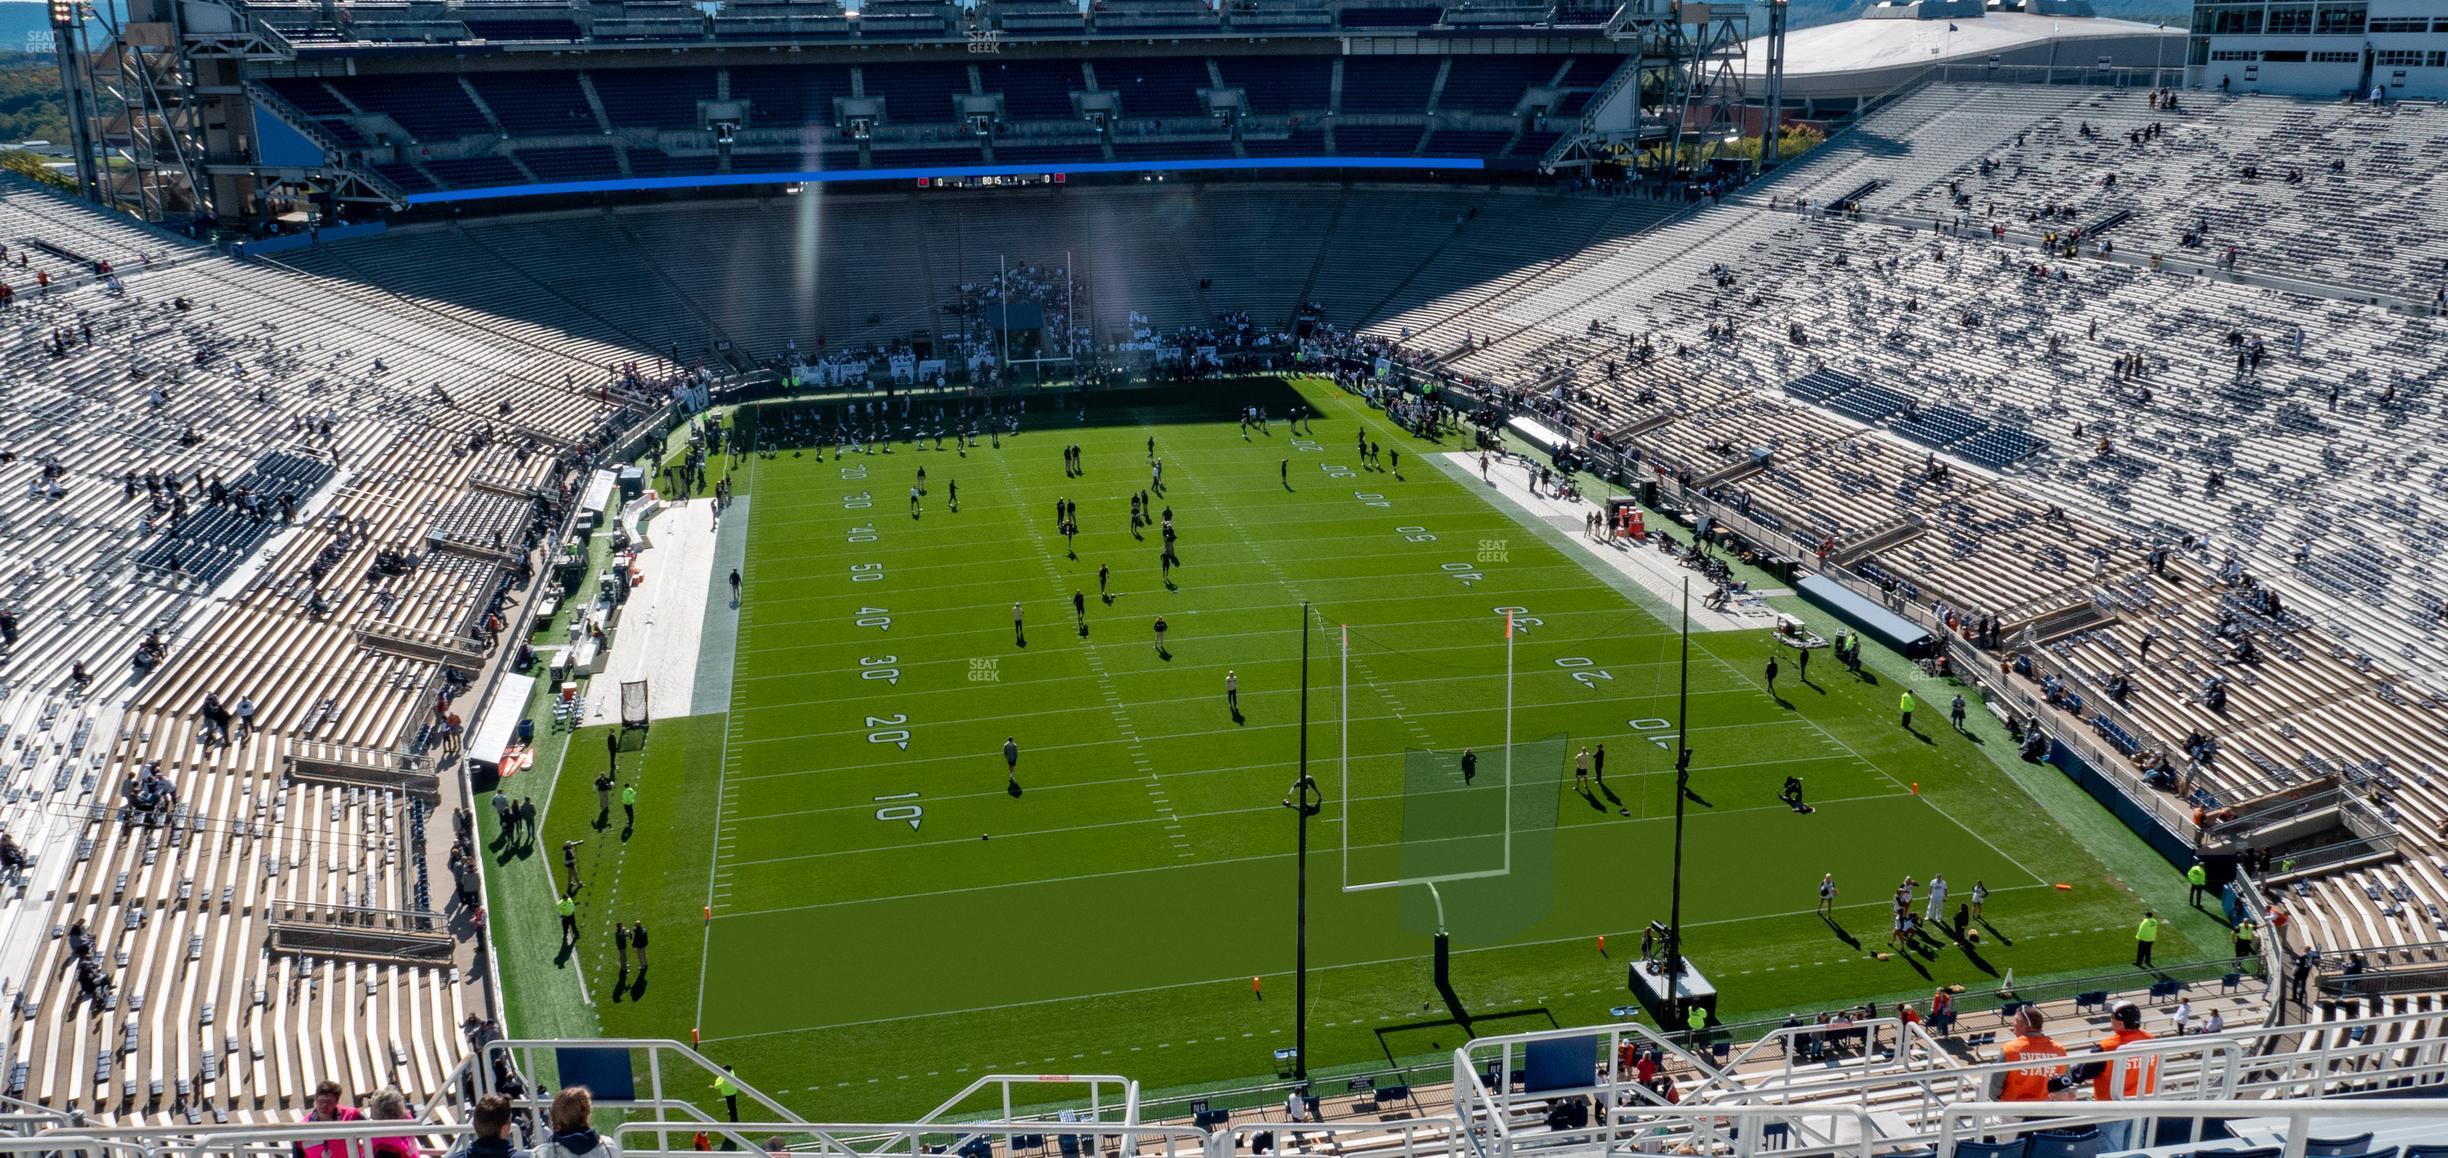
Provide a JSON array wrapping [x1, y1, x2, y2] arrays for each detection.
[[620, 680, 650, 729]]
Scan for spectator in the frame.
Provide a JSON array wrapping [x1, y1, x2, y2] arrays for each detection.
[[446, 1094, 518, 1158], [1988, 1006, 2067, 1103], [366, 1089, 419, 1158], [2079, 1004, 2158, 1150], [527, 1087, 620, 1158], [300, 1080, 364, 1158]]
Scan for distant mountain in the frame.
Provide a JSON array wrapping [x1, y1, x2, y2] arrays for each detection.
[[1755, 1, 2185, 32]]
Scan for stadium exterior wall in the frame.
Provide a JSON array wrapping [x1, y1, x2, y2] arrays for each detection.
[[2186, 0, 2448, 100]]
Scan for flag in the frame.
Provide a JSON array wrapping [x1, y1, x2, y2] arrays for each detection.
[[1947, 22, 1958, 30]]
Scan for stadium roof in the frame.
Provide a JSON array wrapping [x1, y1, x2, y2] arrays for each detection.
[[1741, 11, 2182, 80]]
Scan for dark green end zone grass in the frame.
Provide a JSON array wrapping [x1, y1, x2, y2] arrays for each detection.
[[506, 378, 2208, 1120]]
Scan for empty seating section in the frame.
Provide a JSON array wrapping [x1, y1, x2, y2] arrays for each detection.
[[272, 51, 1597, 195], [993, 143, 1104, 165], [518, 146, 621, 181], [1783, 367, 1863, 403], [1337, 125, 1423, 156], [467, 71, 596, 137], [1339, 4, 1437, 27], [1245, 129, 1326, 156], [1089, 140, 1186, 161], [421, 156, 525, 189], [1097, 56, 1209, 120], [460, 17, 582, 40], [729, 64, 855, 130], [0, 174, 660, 1122], [865, 61, 974, 124], [1338, 56, 1439, 113], [1435, 54, 1559, 113], [1093, 0, 1218, 31], [1889, 404, 1989, 450], [1423, 129, 1513, 157], [133, 453, 335, 588], [1823, 381, 1912, 424], [371, 163, 437, 193], [1216, 56, 1329, 115], [587, 66, 717, 131], [624, 149, 716, 177], [329, 74, 489, 141], [980, 59, 1082, 121]]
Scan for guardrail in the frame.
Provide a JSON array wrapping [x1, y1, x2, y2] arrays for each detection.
[[1933, 1097, 2448, 1158]]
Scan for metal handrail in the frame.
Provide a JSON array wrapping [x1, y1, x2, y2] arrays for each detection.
[[1934, 1097, 2448, 1158]]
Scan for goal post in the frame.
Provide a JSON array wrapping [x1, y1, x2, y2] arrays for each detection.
[[1333, 613, 1565, 945]]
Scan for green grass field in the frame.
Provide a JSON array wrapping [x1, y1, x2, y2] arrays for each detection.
[[488, 377, 2219, 1121]]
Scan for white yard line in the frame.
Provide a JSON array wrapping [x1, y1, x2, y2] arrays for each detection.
[[693, 882, 2055, 1043], [694, 452, 756, 1038]]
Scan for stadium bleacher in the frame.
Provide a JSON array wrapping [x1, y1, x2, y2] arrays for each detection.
[[0, 174, 683, 1124], [22, 20, 2448, 1136]]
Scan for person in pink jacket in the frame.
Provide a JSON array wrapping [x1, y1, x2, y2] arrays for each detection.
[[299, 1080, 363, 1158]]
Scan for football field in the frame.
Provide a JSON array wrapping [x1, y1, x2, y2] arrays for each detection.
[[518, 377, 2209, 1120]]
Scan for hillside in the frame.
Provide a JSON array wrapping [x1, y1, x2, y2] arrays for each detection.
[[0, 53, 65, 145]]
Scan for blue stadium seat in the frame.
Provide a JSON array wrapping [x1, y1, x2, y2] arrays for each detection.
[[864, 61, 974, 124], [589, 66, 718, 131], [1950, 1141, 2026, 1158], [1338, 125, 1423, 156], [335, 74, 491, 139], [1100, 56, 1209, 119], [729, 64, 855, 130], [1218, 57, 1329, 115], [1340, 5, 1437, 27], [1422, 129, 1513, 158], [1437, 55, 1564, 113], [517, 146, 620, 181], [2306, 1138, 2374, 1158], [2024, 1129, 2100, 1158], [1340, 57, 1438, 113], [424, 155, 525, 189], [981, 59, 1084, 121], [993, 143, 1106, 166], [470, 71, 595, 136], [1247, 130, 1326, 157]]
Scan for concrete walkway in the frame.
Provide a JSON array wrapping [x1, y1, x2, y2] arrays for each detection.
[[1439, 451, 1780, 633], [583, 496, 726, 726]]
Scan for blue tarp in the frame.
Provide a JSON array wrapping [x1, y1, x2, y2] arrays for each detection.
[[1797, 574, 1932, 657], [252, 101, 324, 170]]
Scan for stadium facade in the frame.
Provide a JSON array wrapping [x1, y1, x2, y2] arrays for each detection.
[[2187, 0, 2448, 98]]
